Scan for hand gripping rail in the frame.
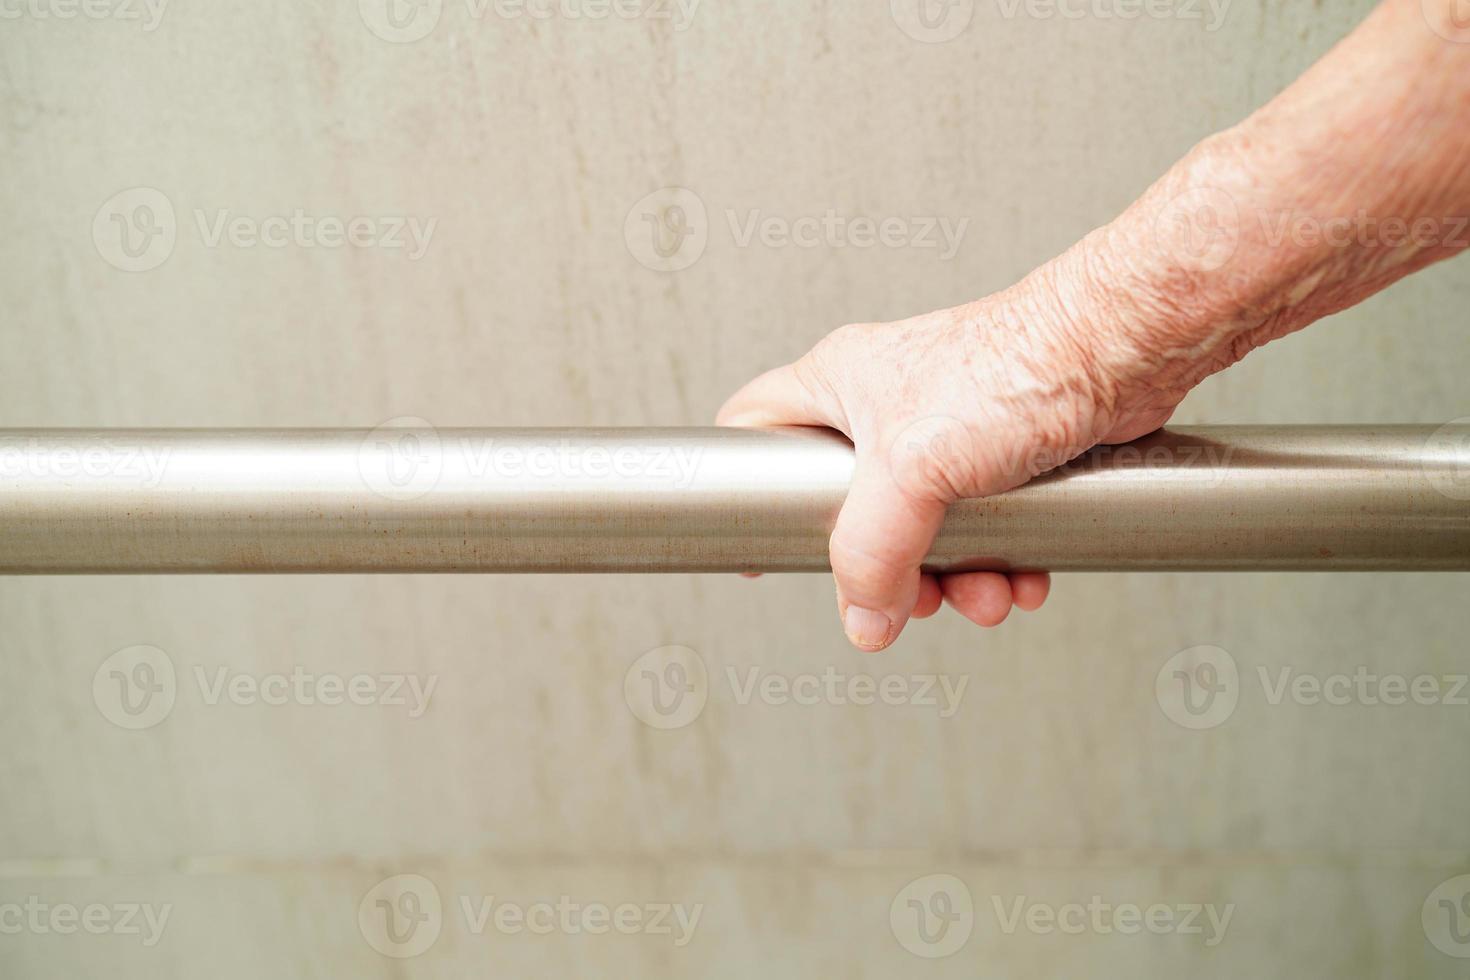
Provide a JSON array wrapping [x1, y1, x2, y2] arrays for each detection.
[[0, 425, 1466, 574]]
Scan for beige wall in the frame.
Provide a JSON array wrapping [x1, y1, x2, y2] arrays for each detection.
[[4, 1, 1470, 976]]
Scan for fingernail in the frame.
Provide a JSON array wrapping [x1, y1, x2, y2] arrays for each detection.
[[843, 606, 893, 651]]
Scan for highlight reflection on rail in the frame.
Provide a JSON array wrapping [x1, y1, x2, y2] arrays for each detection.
[[0, 425, 1466, 574]]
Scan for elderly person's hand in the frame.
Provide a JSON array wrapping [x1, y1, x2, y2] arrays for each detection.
[[717, 253, 1173, 647], [720, 0, 1470, 651]]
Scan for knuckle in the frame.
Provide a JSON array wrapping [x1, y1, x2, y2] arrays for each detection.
[[788, 353, 830, 399], [828, 530, 912, 604], [815, 322, 882, 361], [807, 324, 859, 369], [802, 324, 881, 416], [887, 419, 979, 502]]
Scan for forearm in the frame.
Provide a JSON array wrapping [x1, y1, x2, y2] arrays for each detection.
[[1048, 0, 1470, 397], [719, 0, 1470, 646]]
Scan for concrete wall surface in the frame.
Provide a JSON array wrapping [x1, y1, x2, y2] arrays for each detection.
[[2, 1, 1469, 976]]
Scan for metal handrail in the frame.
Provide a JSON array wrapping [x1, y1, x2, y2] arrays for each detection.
[[1, 425, 1466, 573]]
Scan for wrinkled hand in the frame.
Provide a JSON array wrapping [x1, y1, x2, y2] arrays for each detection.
[[717, 261, 1187, 652], [717, 0, 1470, 652]]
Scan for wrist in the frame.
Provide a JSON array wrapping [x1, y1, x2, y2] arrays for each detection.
[[1045, 128, 1308, 401]]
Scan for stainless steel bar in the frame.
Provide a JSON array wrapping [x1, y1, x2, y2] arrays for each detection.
[[0, 426, 1466, 573]]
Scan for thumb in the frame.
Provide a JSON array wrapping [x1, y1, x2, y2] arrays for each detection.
[[829, 434, 954, 652]]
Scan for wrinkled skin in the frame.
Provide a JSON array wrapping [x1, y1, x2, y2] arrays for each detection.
[[719, 0, 1470, 651], [717, 256, 1198, 648]]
